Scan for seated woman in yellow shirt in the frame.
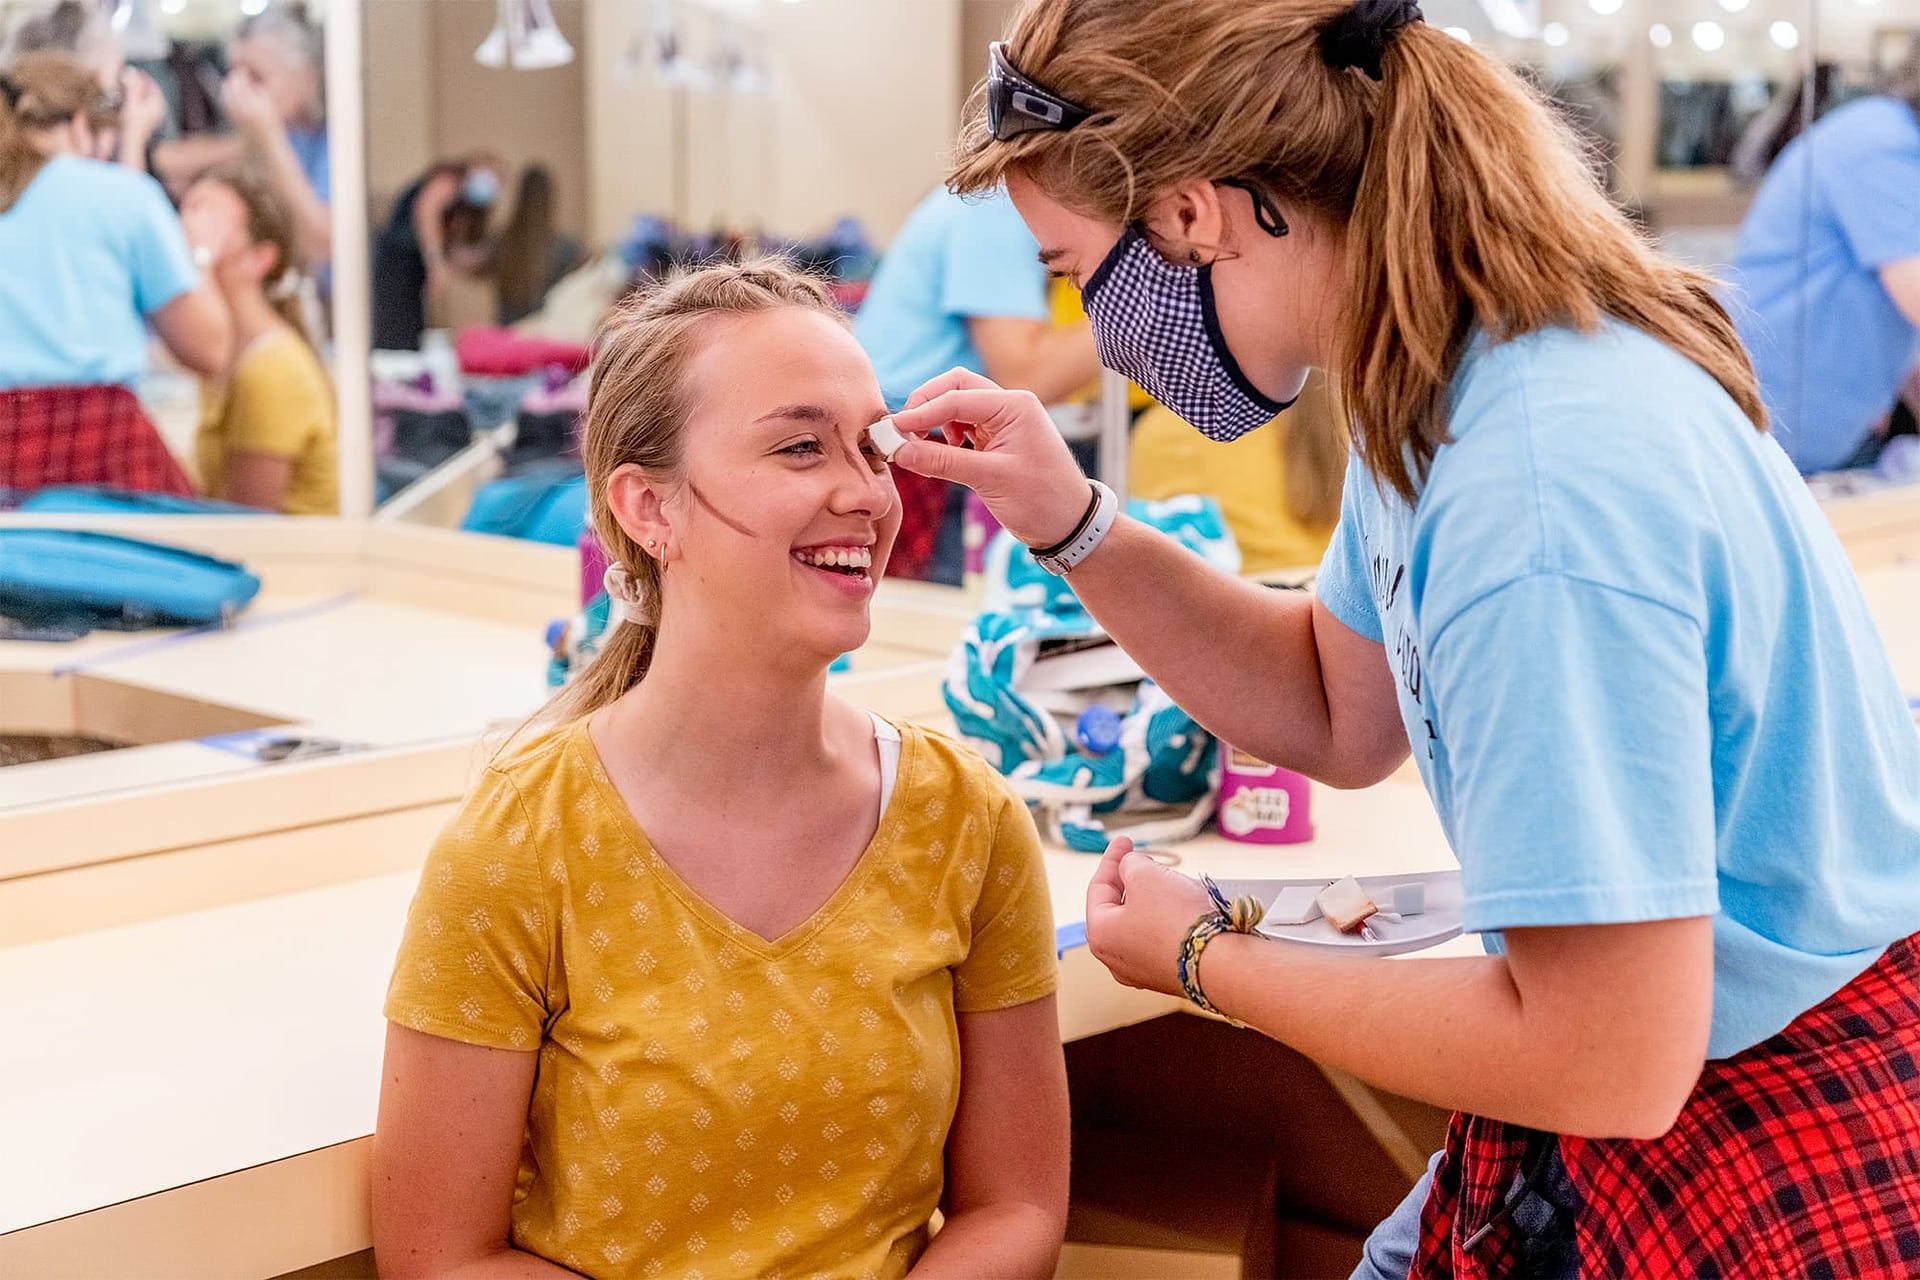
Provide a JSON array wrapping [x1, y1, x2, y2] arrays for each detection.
[[373, 261, 1069, 1279], [179, 164, 337, 514]]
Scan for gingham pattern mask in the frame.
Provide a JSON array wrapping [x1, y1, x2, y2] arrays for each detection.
[[1079, 227, 1296, 441]]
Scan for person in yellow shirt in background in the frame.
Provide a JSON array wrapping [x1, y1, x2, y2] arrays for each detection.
[[372, 260, 1069, 1279], [180, 162, 337, 515], [1051, 279, 1347, 573]]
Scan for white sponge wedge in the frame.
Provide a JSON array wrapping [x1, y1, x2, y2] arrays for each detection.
[[866, 416, 908, 461]]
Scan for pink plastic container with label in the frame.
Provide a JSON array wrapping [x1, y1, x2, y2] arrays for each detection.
[[1216, 742, 1314, 844]]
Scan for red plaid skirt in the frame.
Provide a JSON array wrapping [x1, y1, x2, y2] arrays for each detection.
[[0, 384, 193, 497], [1414, 934, 1920, 1278]]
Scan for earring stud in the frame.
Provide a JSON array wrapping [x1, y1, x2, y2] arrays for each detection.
[[1188, 249, 1201, 264]]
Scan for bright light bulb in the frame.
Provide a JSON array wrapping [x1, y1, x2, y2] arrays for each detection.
[[1692, 20, 1725, 51], [1589, 0, 1623, 14], [1443, 25, 1473, 43], [1542, 22, 1570, 46], [239, 0, 268, 14], [1770, 20, 1800, 48], [1649, 22, 1673, 47]]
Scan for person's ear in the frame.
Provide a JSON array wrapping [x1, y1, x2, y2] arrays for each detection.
[[1144, 178, 1231, 264], [607, 464, 676, 562]]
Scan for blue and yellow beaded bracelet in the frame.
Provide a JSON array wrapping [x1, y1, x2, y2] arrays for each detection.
[[1177, 876, 1267, 1022]]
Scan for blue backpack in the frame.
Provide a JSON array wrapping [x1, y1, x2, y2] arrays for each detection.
[[461, 466, 589, 546], [0, 529, 261, 637], [8, 486, 257, 516]]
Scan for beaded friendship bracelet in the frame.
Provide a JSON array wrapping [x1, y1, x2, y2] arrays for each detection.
[[1177, 876, 1268, 1023]]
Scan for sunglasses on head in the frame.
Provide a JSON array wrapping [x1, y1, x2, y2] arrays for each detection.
[[985, 41, 1090, 141]]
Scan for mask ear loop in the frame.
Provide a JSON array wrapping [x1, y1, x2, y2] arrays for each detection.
[[1218, 178, 1290, 238]]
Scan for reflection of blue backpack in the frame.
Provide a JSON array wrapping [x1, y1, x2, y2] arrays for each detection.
[[0, 529, 260, 637], [461, 466, 588, 546], [944, 496, 1239, 851], [5, 486, 255, 515]]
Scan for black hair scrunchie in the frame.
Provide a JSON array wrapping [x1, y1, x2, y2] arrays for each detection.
[[1320, 0, 1424, 82]]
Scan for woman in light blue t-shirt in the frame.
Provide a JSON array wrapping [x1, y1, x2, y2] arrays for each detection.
[[886, 1, 1920, 1276], [0, 52, 228, 488]]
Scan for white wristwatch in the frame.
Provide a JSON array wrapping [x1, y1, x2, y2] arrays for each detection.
[[1032, 480, 1119, 576]]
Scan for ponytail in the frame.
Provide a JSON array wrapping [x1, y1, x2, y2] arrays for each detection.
[[1341, 22, 1764, 500]]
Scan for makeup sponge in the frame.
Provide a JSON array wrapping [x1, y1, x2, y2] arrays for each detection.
[[866, 416, 908, 461]]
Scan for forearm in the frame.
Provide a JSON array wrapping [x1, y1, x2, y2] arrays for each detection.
[[1199, 935, 1688, 1138], [908, 1203, 1063, 1279], [151, 135, 241, 195], [1064, 520, 1342, 774]]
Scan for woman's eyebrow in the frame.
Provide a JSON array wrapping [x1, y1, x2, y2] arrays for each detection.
[[754, 403, 836, 426]]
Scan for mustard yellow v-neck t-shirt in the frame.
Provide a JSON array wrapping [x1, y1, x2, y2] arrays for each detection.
[[384, 717, 1058, 1280]]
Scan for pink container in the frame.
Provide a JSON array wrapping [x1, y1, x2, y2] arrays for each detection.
[[578, 528, 610, 606], [1217, 742, 1314, 844]]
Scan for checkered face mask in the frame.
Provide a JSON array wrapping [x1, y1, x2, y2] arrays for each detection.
[[1080, 227, 1296, 442]]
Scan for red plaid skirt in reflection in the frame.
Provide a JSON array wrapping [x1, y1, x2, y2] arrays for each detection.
[[1413, 934, 1920, 1279], [0, 384, 193, 496]]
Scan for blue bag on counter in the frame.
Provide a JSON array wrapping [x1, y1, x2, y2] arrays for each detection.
[[0, 528, 261, 637], [943, 495, 1240, 851], [461, 466, 588, 546], [9, 486, 256, 515]]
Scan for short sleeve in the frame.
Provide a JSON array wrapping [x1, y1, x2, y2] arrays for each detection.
[[938, 193, 1049, 322], [952, 784, 1059, 1012], [1818, 103, 1920, 270], [1425, 573, 1719, 932], [385, 770, 556, 1050], [226, 345, 322, 457], [127, 174, 198, 317], [1314, 458, 1383, 643]]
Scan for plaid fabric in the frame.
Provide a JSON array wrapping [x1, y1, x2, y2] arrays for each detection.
[[0, 385, 193, 497], [1413, 934, 1920, 1278]]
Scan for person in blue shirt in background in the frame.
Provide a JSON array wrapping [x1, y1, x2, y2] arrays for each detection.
[[0, 52, 229, 492], [853, 185, 1097, 581], [153, 5, 331, 273], [1729, 37, 1920, 475]]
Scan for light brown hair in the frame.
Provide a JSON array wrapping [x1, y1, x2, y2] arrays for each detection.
[[547, 257, 847, 723], [196, 162, 310, 346], [951, 0, 1766, 504], [0, 50, 99, 211]]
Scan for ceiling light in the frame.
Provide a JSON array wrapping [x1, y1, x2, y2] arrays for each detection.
[[1692, 20, 1725, 51], [1649, 22, 1673, 48], [1542, 22, 1569, 46], [1443, 25, 1473, 43], [1589, 0, 1623, 15], [1769, 20, 1800, 49]]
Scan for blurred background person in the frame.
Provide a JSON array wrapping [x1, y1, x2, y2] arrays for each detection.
[[181, 162, 336, 515], [370, 153, 505, 352], [1729, 36, 1920, 474], [0, 51, 227, 496], [153, 5, 330, 271], [1, 0, 167, 177], [493, 163, 582, 328]]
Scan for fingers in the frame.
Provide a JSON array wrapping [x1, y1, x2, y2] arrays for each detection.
[[889, 387, 1038, 443], [902, 366, 1002, 412], [1085, 837, 1132, 914], [890, 434, 998, 486]]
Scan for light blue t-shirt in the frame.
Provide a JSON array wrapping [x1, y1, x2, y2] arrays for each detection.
[[0, 157, 198, 390], [1316, 320, 1920, 1059], [1727, 97, 1920, 474], [287, 125, 330, 205], [853, 187, 1049, 409]]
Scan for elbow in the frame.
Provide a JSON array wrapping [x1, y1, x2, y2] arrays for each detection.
[[1555, 1057, 1704, 1141]]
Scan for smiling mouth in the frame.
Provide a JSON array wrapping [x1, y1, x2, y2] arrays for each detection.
[[793, 547, 873, 577]]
